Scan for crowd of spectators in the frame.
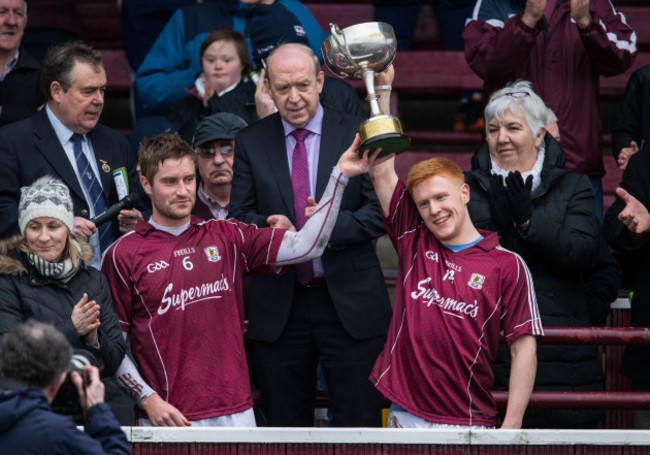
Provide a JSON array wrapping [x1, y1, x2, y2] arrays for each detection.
[[1, 0, 649, 445]]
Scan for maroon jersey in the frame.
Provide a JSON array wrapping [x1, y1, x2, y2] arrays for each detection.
[[102, 216, 285, 421], [370, 182, 543, 427]]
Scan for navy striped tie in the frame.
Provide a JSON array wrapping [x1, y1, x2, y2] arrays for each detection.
[[71, 134, 113, 252]]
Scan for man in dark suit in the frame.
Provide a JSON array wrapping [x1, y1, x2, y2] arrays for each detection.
[[0, 41, 145, 268], [229, 43, 391, 427]]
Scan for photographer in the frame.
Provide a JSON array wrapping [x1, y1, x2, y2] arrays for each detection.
[[0, 320, 130, 454]]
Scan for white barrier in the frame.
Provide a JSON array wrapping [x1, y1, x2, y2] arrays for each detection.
[[122, 427, 650, 446]]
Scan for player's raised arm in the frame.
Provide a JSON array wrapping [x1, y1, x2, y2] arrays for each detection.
[[276, 136, 382, 264], [369, 64, 399, 216]]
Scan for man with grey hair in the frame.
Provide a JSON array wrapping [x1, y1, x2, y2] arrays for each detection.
[[0, 320, 130, 454], [0, 0, 43, 126], [0, 40, 147, 268], [230, 42, 391, 427]]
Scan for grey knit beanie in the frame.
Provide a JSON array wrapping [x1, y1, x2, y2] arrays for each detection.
[[19, 176, 75, 234]]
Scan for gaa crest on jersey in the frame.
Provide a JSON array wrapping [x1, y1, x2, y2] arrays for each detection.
[[468, 273, 485, 289], [204, 246, 221, 262]]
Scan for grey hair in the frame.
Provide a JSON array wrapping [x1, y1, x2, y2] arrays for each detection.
[[41, 41, 104, 101], [546, 107, 558, 124], [484, 80, 548, 138]]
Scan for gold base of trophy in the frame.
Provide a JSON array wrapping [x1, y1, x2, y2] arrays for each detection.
[[359, 115, 410, 158]]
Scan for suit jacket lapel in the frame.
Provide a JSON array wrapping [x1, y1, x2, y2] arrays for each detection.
[[87, 129, 114, 201], [316, 109, 345, 199], [265, 115, 295, 220], [33, 110, 86, 202]]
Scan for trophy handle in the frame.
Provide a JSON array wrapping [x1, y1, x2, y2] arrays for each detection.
[[329, 23, 360, 74]]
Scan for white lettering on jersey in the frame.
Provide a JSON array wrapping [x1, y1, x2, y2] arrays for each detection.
[[443, 270, 455, 282], [425, 251, 439, 263], [158, 274, 230, 315], [410, 277, 479, 318], [147, 261, 170, 273], [173, 247, 196, 257], [444, 260, 462, 272]]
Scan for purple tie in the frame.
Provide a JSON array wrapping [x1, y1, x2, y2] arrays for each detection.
[[291, 128, 314, 285]]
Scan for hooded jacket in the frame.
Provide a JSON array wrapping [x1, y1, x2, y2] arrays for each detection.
[[0, 385, 130, 454], [466, 135, 614, 427], [0, 237, 126, 376]]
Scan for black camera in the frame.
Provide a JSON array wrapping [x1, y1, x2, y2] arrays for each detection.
[[51, 349, 103, 423]]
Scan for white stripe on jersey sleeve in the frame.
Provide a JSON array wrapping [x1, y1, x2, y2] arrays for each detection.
[[497, 246, 544, 336]]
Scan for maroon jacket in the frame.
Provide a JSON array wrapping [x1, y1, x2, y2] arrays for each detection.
[[463, 0, 637, 177]]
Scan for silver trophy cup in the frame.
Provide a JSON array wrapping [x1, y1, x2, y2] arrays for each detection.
[[322, 22, 409, 157]]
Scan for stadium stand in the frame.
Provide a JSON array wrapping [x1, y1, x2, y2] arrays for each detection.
[[69, 0, 648, 431]]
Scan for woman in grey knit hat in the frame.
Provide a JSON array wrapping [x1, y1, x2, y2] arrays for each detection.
[[0, 176, 126, 381]]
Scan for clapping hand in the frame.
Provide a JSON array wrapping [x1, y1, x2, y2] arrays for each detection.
[[522, 0, 547, 27], [488, 174, 513, 233], [71, 293, 101, 347], [618, 141, 639, 171], [255, 68, 276, 119], [570, 0, 592, 29], [504, 171, 533, 229]]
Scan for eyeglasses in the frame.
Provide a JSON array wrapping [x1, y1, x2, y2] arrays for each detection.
[[196, 143, 234, 158], [501, 91, 530, 99]]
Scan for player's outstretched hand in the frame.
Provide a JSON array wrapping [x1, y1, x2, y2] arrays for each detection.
[[336, 134, 394, 177], [141, 393, 191, 426]]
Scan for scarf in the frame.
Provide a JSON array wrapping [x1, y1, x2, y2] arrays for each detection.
[[490, 141, 546, 193], [26, 240, 81, 283]]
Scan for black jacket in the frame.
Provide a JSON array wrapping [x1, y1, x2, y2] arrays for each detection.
[[612, 64, 650, 162], [605, 147, 650, 383], [0, 109, 148, 240], [466, 135, 613, 427], [0, 47, 43, 127], [0, 386, 130, 454], [0, 237, 126, 376], [230, 108, 390, 342], [167, 79, 258, 143], [166, 76, 366, 144]]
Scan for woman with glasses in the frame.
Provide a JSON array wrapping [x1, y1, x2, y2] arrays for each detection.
[[465, 80, 608, 428]]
